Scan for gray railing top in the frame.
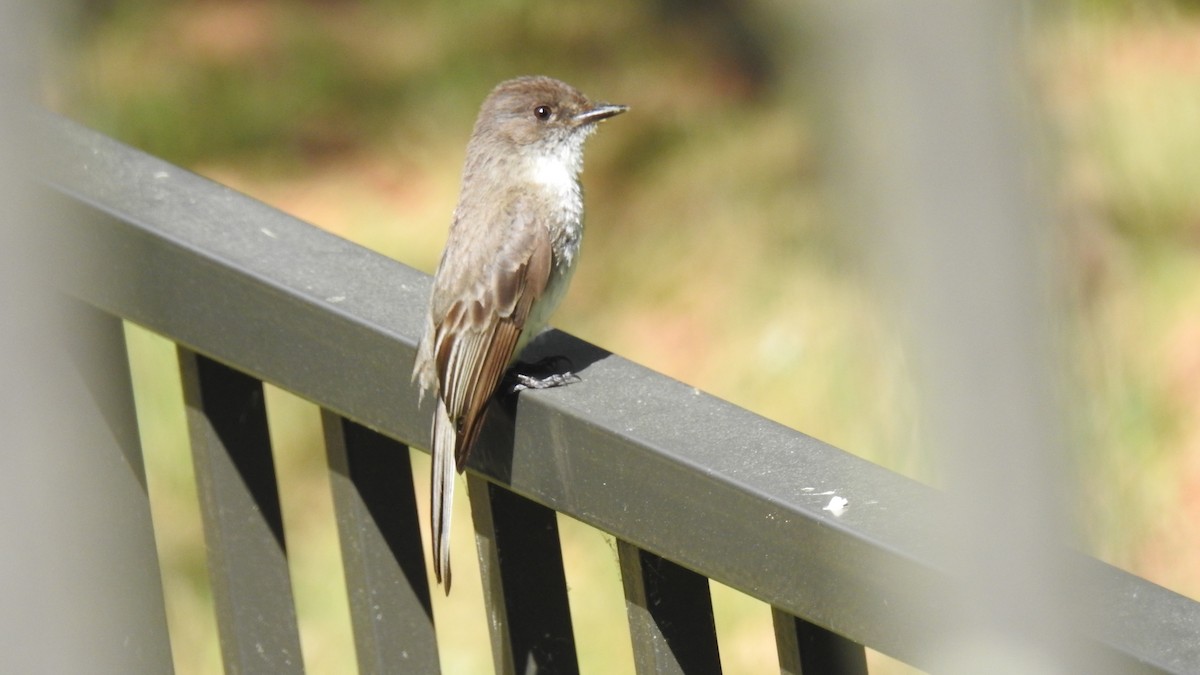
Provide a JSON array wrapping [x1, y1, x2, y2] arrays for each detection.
[[40, 113, 1200, 673]]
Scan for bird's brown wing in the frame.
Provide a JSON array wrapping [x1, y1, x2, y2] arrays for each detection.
[[427, 195, 553, 589], [433, 205, 553, 467]]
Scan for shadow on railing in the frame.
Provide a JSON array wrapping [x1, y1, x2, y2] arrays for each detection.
[[40, 114, 1200, 674]]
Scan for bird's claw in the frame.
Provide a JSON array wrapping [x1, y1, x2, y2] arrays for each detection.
[[504, 356, 581, 394]]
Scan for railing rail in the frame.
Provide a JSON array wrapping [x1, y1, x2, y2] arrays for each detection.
[[39, 113, 1200, 673]]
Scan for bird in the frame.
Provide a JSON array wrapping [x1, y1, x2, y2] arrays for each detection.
[[412, 76, 626, 590]]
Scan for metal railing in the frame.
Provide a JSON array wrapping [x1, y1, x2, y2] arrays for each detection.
[[36, 114, 1200, 674]]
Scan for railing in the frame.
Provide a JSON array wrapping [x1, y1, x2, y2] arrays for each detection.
[[36, 114, 1200, 674]]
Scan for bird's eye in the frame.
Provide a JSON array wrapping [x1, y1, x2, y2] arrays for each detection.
[[533, 105, 553, 120]]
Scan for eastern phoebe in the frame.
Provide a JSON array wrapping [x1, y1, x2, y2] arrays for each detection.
[[412, 76, 626, 590]]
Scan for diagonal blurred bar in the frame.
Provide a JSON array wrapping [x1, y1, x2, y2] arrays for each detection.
[[0, 5, 173, 672], [803, 1, 1115, 671]]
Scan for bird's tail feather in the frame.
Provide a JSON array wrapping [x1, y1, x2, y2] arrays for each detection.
[[431, 399, 456, 592]]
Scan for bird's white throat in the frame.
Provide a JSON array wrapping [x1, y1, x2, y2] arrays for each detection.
[[529, 144, 583, 202]]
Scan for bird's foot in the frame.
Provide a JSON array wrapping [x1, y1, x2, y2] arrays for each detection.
[[503, 355, 582, 394]]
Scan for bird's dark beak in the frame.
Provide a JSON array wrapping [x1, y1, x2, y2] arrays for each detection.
[[573, 103, 628, 126]]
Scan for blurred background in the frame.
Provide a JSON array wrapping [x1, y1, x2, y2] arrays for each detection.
[[43, 0, 1200, 672]]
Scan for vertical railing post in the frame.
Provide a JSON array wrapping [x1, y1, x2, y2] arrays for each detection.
[[324, 411, 440, 674], [469, 475, 579, 675], [179, 349, 303, 673], [617, 540, 722, 675], [772, 608, 867, 675]]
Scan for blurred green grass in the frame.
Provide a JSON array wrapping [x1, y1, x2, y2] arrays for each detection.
[[55, 0, 1200, 673]]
